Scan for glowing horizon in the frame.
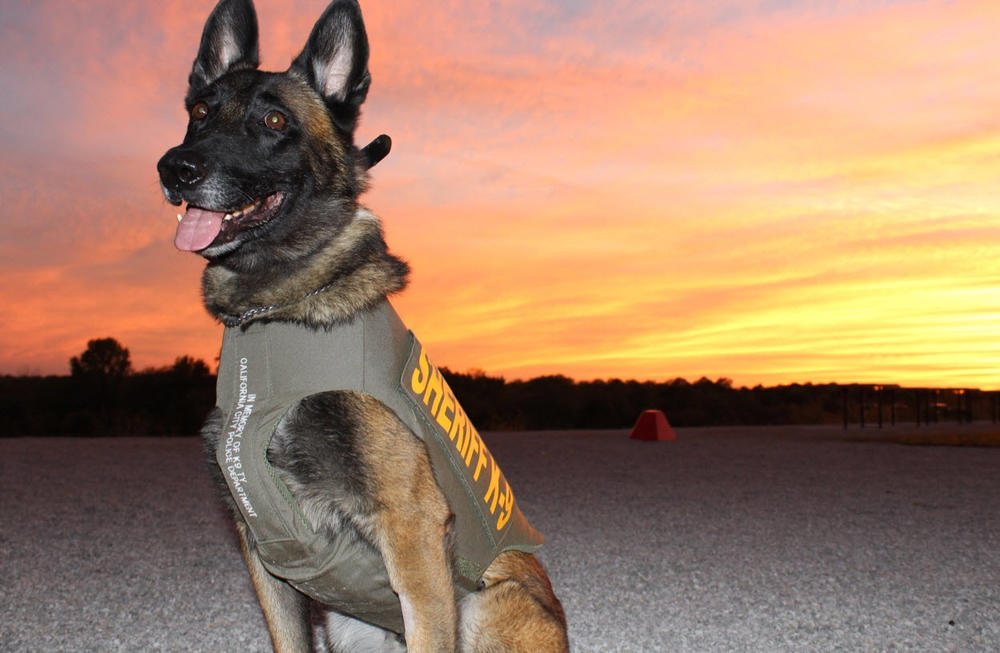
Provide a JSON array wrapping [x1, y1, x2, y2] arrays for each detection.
[[1, 0, 999, 390]]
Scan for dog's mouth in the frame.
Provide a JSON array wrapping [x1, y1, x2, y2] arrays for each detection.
[[174, 192, 285, 252]]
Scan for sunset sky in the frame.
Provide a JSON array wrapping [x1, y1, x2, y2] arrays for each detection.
[[2, 0, 999, 389]]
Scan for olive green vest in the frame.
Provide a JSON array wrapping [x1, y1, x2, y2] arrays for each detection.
[[214, 300, 543, 633]]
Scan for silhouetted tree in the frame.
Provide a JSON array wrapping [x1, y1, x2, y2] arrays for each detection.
[[171, 355, 210, 378], [123, 356, 215, 435], [505, 375, 580, 429], [70, 338, 132, 379], [441, 368, 507, 429], [68, 337, 132, 435]]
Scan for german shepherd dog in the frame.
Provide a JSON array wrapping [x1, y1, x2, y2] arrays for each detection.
[[156, 1, 568, 651]]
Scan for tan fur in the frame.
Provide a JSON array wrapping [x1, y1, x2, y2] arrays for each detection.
[[355, 395, 459, 651], [277, 73, 353, 191], [236, 521, 314, 653], [460, 552, 569, 653], [281, 72, 339, 144]]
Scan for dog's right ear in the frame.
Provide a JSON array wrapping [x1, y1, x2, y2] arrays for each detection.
[[188, 0, 260, 94]]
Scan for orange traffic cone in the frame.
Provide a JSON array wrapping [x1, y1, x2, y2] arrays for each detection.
[[629, 409, 676, 441]]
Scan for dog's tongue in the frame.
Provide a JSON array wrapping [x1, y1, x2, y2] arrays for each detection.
[[175, 206, 224, 251]]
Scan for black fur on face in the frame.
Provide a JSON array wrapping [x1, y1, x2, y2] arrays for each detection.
[[156, 0, 374, 273]]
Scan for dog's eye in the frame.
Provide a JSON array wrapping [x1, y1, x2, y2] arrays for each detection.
[[190, 102, 210, 121], [264, 110, 288, 131]]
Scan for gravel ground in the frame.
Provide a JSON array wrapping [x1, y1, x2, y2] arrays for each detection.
[[1, 425, 998, 652]]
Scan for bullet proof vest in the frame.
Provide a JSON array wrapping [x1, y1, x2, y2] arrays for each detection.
[[214, 300, 543, 633]]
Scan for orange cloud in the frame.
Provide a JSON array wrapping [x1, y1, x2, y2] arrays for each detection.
[[2, 0, 999, 392]]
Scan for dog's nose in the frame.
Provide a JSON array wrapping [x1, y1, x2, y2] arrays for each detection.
[[157, 148, 209, 193]]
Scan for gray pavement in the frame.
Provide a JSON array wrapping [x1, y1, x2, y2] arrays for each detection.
[[1, 425, 998, 652]]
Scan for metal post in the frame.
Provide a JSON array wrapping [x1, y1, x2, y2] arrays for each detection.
[[859, 386, 866, 429], [842, 386, 849, 430]]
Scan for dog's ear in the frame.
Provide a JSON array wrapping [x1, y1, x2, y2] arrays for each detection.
[[189, 0, 260, 93], [360, 134, 391, 169], [290, 0, 370, 134]]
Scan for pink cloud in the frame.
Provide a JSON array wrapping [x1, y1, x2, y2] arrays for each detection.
[[2, 0, 1000, 390]]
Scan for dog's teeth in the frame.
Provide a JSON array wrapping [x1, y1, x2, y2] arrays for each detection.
[[177, 213, 183, 222], [220, 200, 262, 222]]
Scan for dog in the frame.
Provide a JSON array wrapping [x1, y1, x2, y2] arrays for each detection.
[[156, 1, 569, 651]]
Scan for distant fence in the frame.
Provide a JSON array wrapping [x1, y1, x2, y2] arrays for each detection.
[[840, 385, 1000, 429]]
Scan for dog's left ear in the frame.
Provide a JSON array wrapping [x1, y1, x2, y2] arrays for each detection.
[[360, 134, 391, 169], [189, 0, 260, 94], [290, 0, 370, 134]]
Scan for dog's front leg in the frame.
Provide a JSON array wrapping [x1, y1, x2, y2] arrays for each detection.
[[373, 506, 456, 652], [236, 520, 313, 653], [363, 406, 458, 652]]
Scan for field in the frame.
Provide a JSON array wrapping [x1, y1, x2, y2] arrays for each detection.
[[2, 425, 998, 652]]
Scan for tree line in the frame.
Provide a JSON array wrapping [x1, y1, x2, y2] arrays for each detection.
[[2, 338, 215, 437], [1, 337, 995, 437]]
